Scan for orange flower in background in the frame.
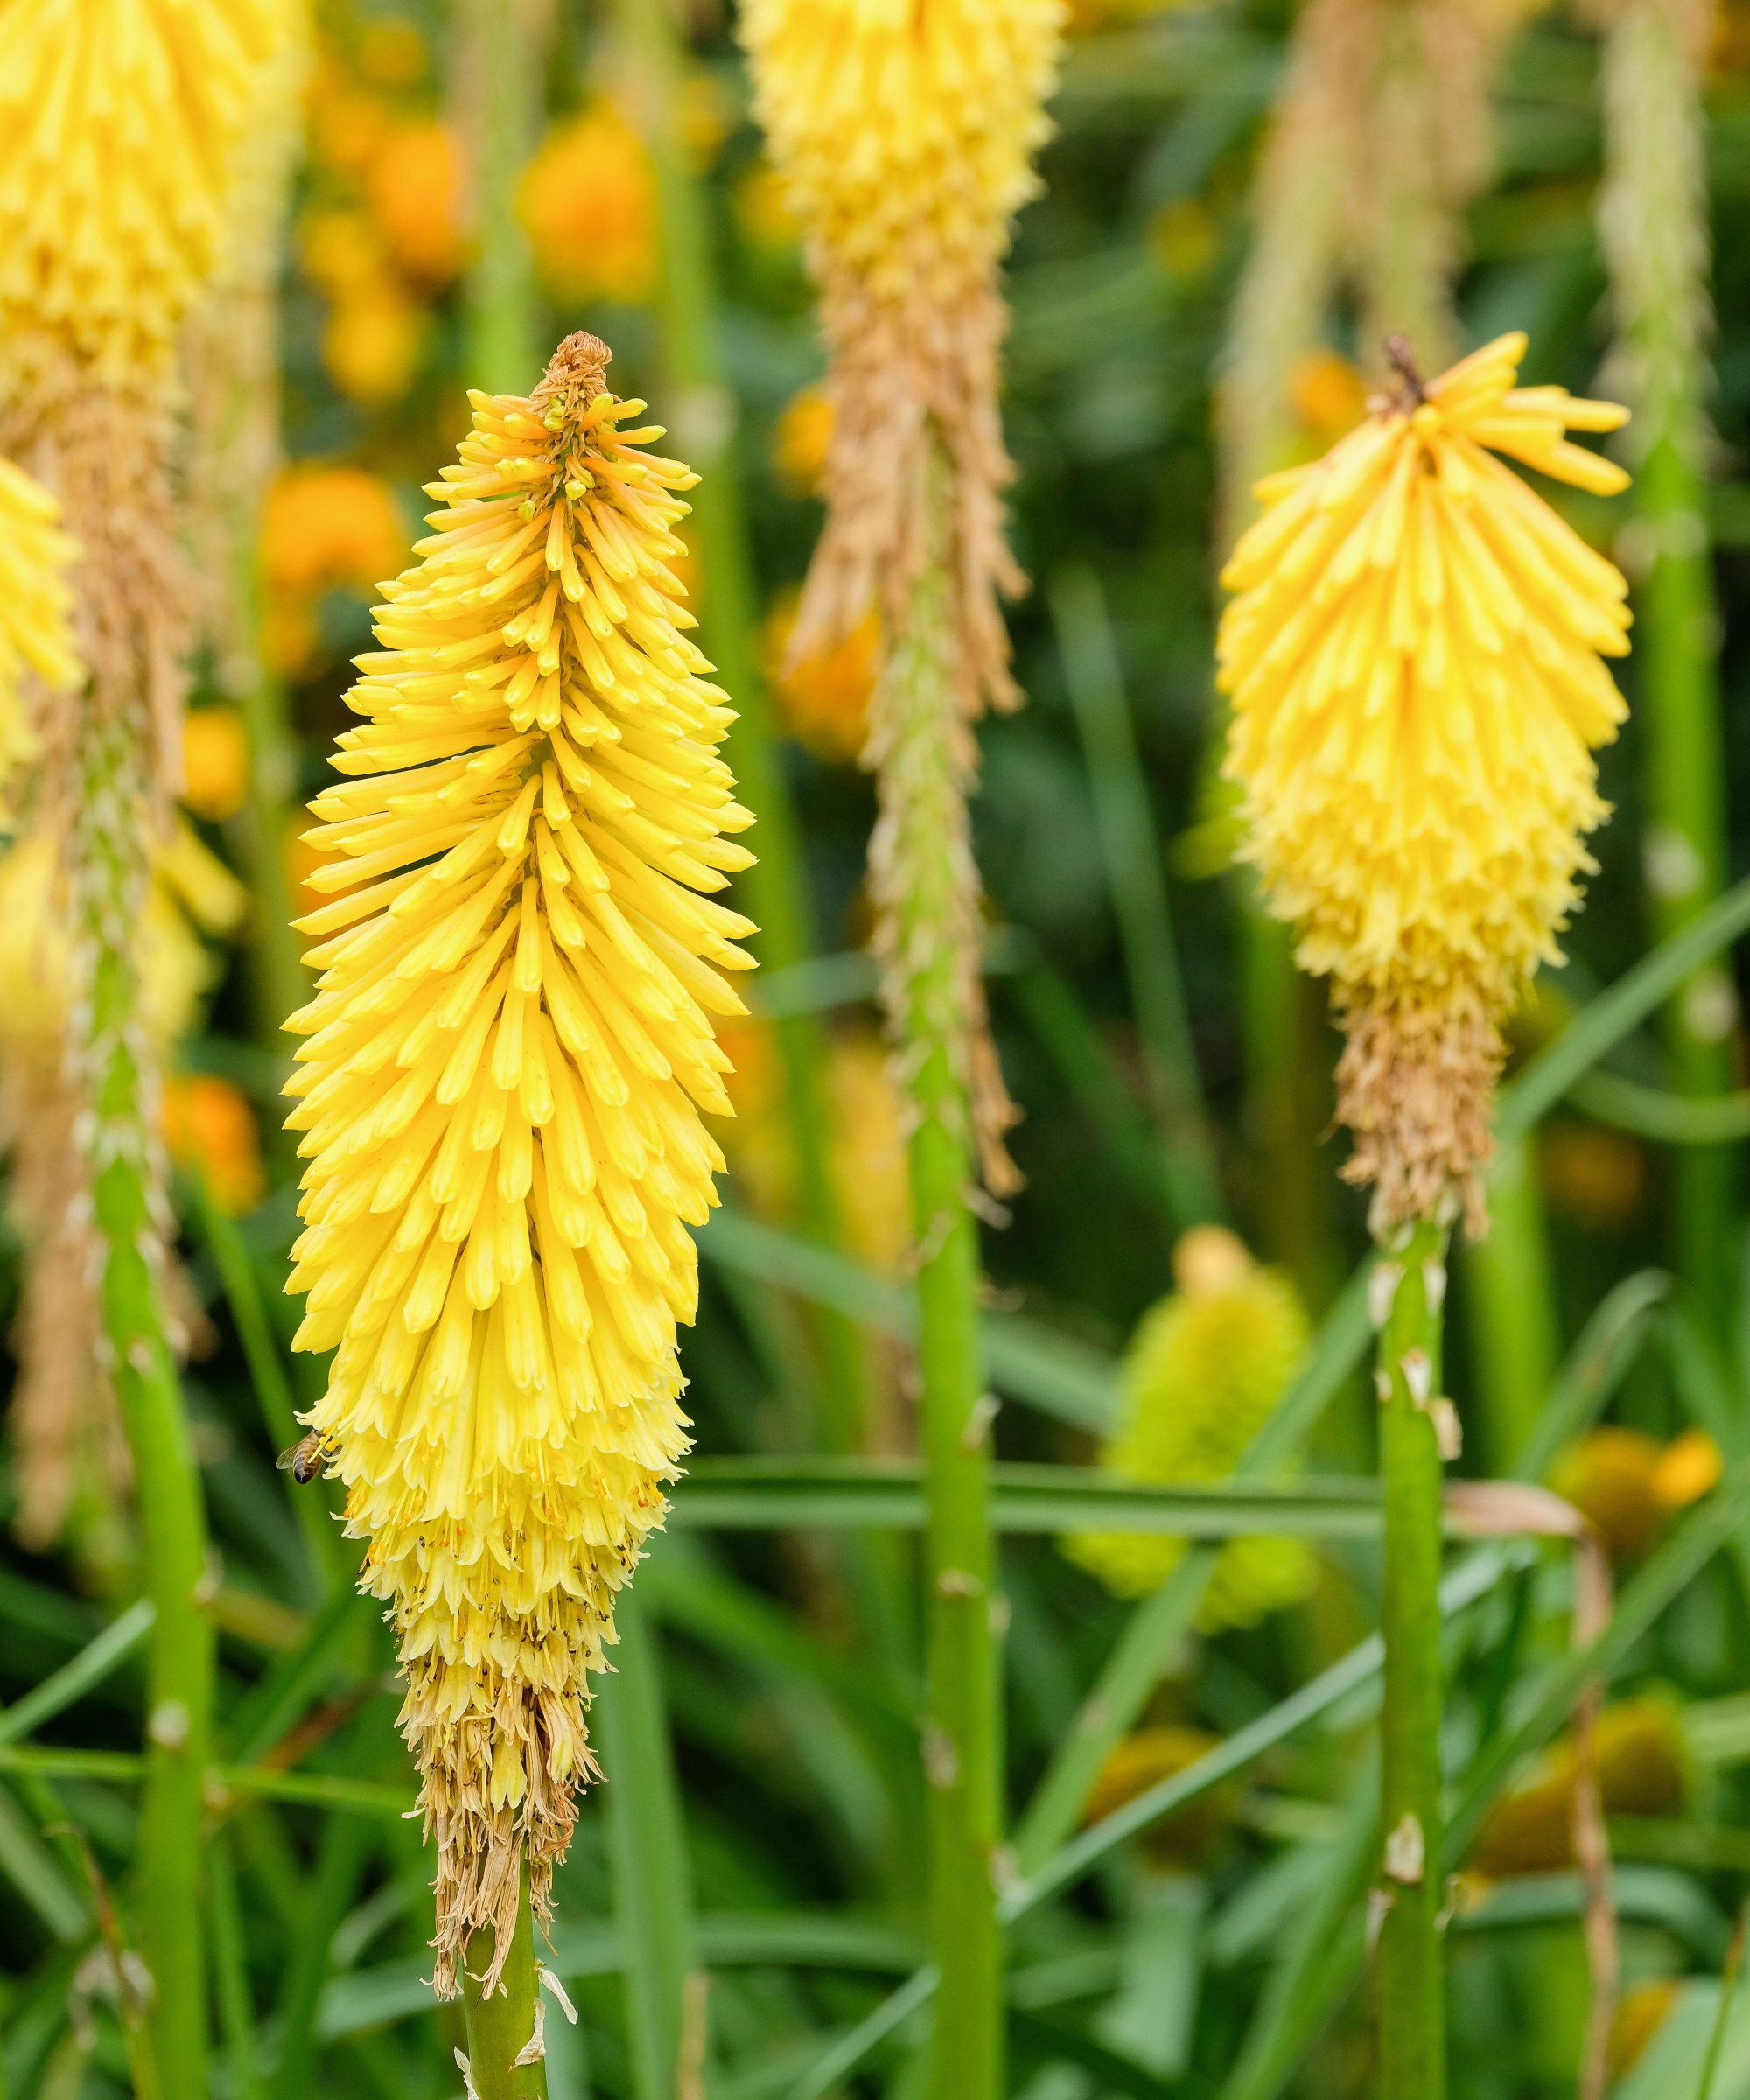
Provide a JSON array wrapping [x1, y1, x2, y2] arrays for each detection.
[[164, 1074, 266, 1217], [368, 122, 464, 285], [764, 587, 877, 765], [182, 709, 249, 823], [772, 385, 834, 496], [1287, 348, 1369, 449], [519, 104, 657, 305], [262, 465, 410, 673]]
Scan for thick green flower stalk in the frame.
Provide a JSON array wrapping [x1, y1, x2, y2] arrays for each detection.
[[0, 4, 276, 2086], [184, 0, 314, 1047], [1067, 1227, 1315, 1631], [739, 10, 1065, 2096], [1222, 335, 1634, 2098], [1597, 0, 1735, 1326], [739, 8, 1067, 2091], [284, 334, 749, 2020]]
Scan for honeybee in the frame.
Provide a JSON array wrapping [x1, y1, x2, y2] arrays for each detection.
[[276, 1431, 334, 1485]]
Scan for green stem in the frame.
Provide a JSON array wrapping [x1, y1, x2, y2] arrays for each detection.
[[461, 1866, 550, 2099], [613, 0, 867, 1449], [1051, 568, 1224, 1229], [71, 699, 214, 2096], [1460, 1136, 1559, 1478], [1600, 0, 1735, 1332], [237, 642, 308, 1060], [875, 452, 1003, 2100], [1375, 1219, 1448, 2098], [600, 1584, 698, 2100], [209, 1827, 265, 2100], [454, 0, 543, 394]]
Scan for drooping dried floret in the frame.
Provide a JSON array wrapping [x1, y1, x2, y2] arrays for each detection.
[[1220, 332, 1632, 1231], [284, 333, 752, 1992]]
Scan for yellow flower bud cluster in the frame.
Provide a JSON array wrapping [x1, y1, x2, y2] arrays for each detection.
[[1066, 1228, 1317, 1634], [738, 0, 1063, 710], [0, 0, 276, 382], [1219, 332, 1633, 1232], [284, 333, 753, 1992]]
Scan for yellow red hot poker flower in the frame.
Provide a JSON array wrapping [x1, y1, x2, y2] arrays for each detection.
[[738, 0, 1062, 712], [284, 332, 753, 1993], [1219, 332, 1632, 1233]]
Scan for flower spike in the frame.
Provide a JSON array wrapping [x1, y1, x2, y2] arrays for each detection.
[[284, 332, 753, 1994]]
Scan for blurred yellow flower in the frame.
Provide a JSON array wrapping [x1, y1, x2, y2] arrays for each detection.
[[674, 72, 730, 171], [1652, 1427, 1722, 1510], [764, 587, 877, 765], [182, 709, 250, 823], [298, 208, 387, 299], [1538, 1119, 1647, 1231], [368, 121, 464, 286], [262, 465, 410, 599], [1551, 1426, 1665, 1560], [1147, 198, 1217, 281], [306, 64, 394, 176], [772, 386, 834, 497], [1610, 1980, 1682, 2076], [733, 162, 802, 258], [1066, 1228, 1317, 1634], [323, 283, 429, 407], [1081, 1726, 1232, 1869], [519, 105, 657, 305], [164, 1074, 265, 1216], [1470, 1698, 1690, 1877], [357, 15, 429, 88]]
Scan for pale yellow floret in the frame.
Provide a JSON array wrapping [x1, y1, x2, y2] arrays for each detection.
[[0, 458, 80, 783], [1218, 332, 1633, 1229], [283, 333, 752, 1992], [0, 0, 277, 382]]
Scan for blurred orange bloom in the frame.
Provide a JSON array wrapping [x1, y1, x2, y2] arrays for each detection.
[[262, 466, 409, 598], [772, 385, 833, 497], [286, 816, 339, 921], [764, 586, 876, 765], [164, 1074, 266, 1217], [262, 466, 410, 675], [368, 122, 464, 285], [1289, 350, 1369, 446], [519, 105, 657, 305], [182, 710, 249, 824]]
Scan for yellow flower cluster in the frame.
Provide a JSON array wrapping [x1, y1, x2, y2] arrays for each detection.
[[0, 458, 80, 780], [1066, 1228, 1316, 1634], [739, 0, 1060, 309], [284, 332, 752, 1991], [0, 0, 276, 381], [1219, 332, 1633, 1230], [738, 0, 1063, 708]]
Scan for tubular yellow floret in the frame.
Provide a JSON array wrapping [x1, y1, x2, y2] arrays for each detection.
[[284, 332, 753, 1994], [738, 0, 1063, 712], [1219, 332, 1633, 1232]]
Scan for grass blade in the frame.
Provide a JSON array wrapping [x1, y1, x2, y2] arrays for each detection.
[[0, 1599, 153, 1749]]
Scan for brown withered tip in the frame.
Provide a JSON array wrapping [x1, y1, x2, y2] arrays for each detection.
[[1383, 333, 1427, 410], [533, 330, 612, 407]]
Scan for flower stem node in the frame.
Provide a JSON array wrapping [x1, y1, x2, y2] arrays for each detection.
[[1383, 1811, 1427, 1886]]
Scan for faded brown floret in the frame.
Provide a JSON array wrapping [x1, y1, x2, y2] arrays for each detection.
[[1334, 992, 1500, 1241]]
